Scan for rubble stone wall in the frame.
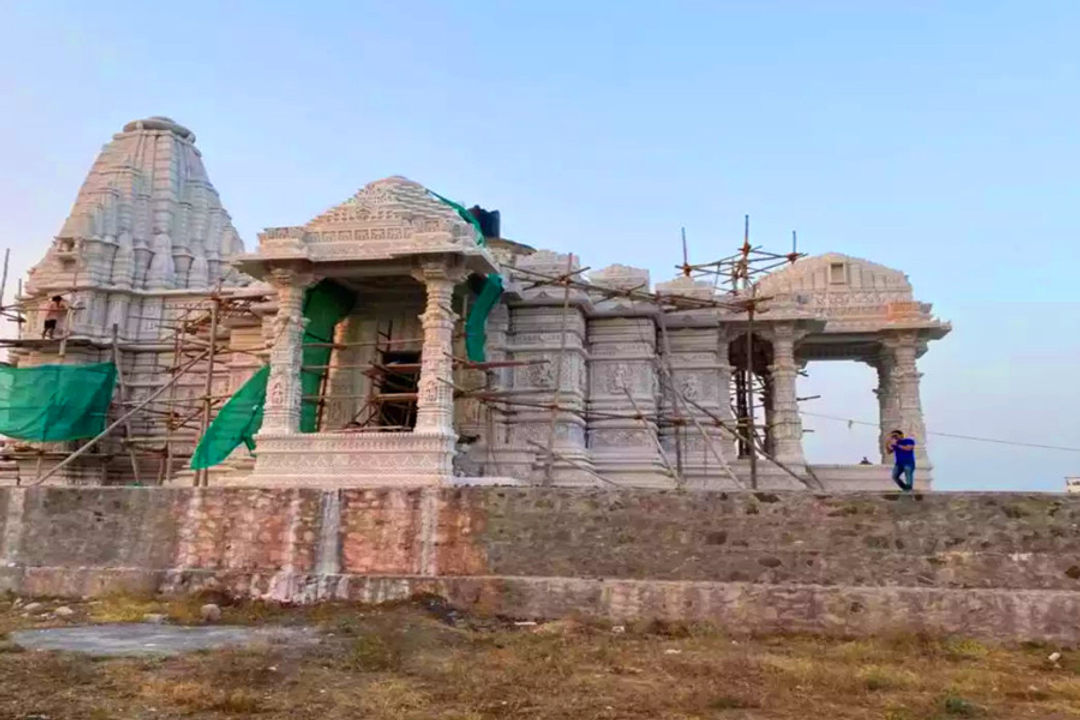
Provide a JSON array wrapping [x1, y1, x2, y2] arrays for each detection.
[[3, 487, 1080, 642]]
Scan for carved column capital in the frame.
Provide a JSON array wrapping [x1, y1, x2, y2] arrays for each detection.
[[410, 256, 468, 285], [267, 267, 315, 290]]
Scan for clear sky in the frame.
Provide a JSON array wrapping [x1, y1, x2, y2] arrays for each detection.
[[1, 1, 1077, 490]]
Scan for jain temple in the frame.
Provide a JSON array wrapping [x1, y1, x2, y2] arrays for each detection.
[[4, 117, 950, 490]]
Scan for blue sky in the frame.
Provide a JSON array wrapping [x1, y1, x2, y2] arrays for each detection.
[[1, 1, 1077, 489]]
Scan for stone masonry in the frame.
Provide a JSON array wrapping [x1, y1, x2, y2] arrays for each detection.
[[3, 486, 1080, 643]]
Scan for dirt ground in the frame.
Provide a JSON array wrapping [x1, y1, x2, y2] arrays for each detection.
[[1, 593, 1079, 720]]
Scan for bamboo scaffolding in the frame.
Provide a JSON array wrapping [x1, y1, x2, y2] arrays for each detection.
[[543, 254, 580, 486], [0, 211, 816, 490], [31, 349, 212, 486], [195, 298, 220, 487], [111, 323, 142, 485]]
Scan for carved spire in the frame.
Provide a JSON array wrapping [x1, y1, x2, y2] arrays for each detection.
[[27, 116, 248, 296]]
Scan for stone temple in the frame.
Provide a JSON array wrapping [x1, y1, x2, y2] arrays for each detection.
[[7, 117, 950, 490]]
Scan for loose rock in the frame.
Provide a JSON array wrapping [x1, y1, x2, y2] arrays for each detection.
[[53, 606, 75, 618], [23, 602, 44, 614], [199, 603, 222, 623], [142, 613, 167, 625]]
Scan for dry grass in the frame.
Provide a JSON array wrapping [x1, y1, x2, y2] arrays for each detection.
[[1, 594, 1079, 719]]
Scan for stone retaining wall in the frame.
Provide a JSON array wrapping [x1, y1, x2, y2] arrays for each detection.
[[3, 487, 1080, 642]]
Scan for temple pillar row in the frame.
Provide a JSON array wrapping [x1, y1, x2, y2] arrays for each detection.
[[413, 261, 461, 436], [261, 269, 311, 435]]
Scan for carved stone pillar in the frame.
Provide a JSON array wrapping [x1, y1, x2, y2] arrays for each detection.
[[413, 261, 461, 436], [881, 331, 929, 467], [507, 250, 593, 484], [767, 324, 806, 466], [261, 269, 311, 435], [587, 315, 666, 484], [872, 351, 902, 463]]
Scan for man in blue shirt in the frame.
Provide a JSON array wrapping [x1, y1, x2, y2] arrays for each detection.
[[887, 429, 916, 491]]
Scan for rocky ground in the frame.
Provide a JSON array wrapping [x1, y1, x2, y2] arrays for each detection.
[[0, 593, 1079, 719]]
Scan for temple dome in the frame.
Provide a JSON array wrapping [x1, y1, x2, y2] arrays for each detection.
[[121, 116, 195, 141], [304, 175, 475, 241], [759, 253, 913, 297]]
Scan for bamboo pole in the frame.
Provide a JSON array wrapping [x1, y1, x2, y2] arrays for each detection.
[[654, 311, 685, 485], [162, 313, 188, 485], [112, 323, 142, 485], [196, 298, 219, 487], [543, 254, 577, 486], [0, 249, 10, 319], [677, 391, 818, 490], [623, 387, 678, 483], [528, 440, 620, 487], [664, 381, 741, 488]]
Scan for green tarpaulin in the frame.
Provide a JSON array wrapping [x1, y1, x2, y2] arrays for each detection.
[[427, 189, 486, 247], [190, 365, 268, 470], [300, 279, 357, 432], [190, 279, 356, 469], [465, 273, 504, 363], [0, 362, 117, 442]]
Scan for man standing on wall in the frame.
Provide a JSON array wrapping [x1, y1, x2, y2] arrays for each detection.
[[887, 429, 917, 491]]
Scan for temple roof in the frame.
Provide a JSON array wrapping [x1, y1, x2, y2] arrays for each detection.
[[758, 253, 948, 336], [243, 176, 498, 276], [305, 176, 471, 237], [759, 253, 912, 296]]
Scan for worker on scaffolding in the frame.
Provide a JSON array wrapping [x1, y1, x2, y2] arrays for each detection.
[[887, 429, 917, 491], [41, 295, 68, 339]]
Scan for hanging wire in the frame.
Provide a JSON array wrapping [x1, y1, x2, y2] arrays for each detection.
[[801, 411, 1080, 453]]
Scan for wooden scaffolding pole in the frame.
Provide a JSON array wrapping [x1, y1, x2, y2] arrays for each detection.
[[112, 323, 142, 485], [543, 254, 578, 486], [195, 298, 220, 487]]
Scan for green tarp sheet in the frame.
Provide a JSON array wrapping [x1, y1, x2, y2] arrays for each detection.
[[427, 189, 486, 247], [300, 279, 357, 432], [190, 279, 356, 469], [0, 362, 117, 442], [189, 365, 268, 470], [465, 273, 504, 363]]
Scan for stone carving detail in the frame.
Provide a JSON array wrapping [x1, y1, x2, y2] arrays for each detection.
[[260, 269, 312, 435], [412, 261, 463, 435], [678, 374, 701, 401], [253, 431, 456, 480], [528, 360, 555, 388], [604, 363, 630, 394], [590, 428, 652, 449]]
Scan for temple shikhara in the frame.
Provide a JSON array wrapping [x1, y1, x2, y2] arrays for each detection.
[[3, 117, 950, 490]]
